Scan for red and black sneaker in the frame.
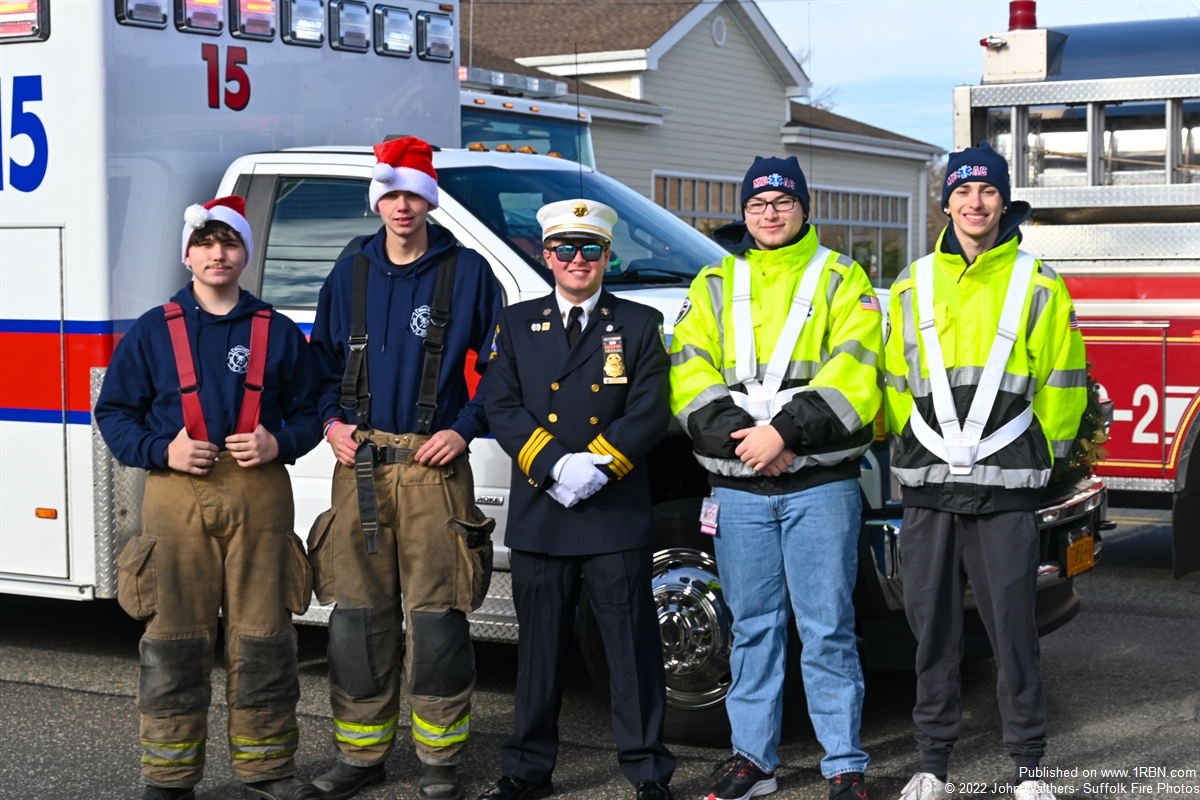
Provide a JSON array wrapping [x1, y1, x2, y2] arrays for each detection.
[[705, 754, 778, 800], [829, 772, 871, 800]]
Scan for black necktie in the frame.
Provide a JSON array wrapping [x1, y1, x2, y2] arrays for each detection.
[[566, 306, 584, 347]]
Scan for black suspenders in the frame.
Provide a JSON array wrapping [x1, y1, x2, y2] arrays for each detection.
[[342, 247, 460, 554]]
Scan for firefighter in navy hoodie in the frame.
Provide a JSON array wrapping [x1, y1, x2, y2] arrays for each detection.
[[307, 137, 503, 800], [95, 196, 323, 800]]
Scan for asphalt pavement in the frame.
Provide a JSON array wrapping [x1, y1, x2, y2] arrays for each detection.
[[1, 509, 1197, 800]]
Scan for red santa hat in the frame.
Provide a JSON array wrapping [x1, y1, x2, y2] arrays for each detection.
[[181, 195, 254, 264], [369, 136, 439, 212]]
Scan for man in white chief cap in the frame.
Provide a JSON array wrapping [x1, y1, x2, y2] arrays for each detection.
[[480, 199, 676, 800]]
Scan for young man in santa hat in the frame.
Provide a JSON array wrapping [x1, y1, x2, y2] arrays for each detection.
[[95, 196, 324, 800], [307, 136, 503, 800]]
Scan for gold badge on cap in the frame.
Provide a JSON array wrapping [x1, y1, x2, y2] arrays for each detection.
[[573, 202, 588, 218], [602, 335, 627, 384]]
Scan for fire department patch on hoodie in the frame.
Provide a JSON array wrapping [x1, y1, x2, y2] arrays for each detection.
[[410, 304, 431, 337], [227, 344, 250, 374]]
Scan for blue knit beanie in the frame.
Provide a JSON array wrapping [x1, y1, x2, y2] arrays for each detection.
[[942, 141, 1011, 209], [741, 156, 810, 214]]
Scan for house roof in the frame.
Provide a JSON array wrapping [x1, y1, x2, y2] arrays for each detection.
[[464, 45, 659, 106], [460, 0, 703, 60], [786, 102, 941, 150]]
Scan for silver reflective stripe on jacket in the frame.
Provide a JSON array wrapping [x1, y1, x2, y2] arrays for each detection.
[[695, 439, 871, 478]]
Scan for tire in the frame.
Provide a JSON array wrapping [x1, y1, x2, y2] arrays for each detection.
[[578, 499, 735, 748], [1173, 448, 1200, 579]]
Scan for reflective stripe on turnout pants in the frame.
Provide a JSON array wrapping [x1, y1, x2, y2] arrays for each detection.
[[316, 430, 484, 766], [121, 457, 304, 788]]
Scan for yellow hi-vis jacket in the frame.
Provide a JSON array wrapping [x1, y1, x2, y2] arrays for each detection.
[[884, 230, 1087, 513], [669, 226, 884, 488]]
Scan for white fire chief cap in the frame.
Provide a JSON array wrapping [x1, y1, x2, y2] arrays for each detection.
[[537, 199, 618, 244]]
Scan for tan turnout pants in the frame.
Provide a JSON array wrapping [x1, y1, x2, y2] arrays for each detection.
[[116, 456, 312, 789], [306, 430, 493, 767]]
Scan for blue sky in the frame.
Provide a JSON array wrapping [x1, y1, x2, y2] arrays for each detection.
[[757, 0, 1199, 153]]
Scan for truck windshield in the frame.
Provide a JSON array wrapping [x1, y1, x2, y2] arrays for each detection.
[[438, 165, 729, 288], [462, 108, 596, 168]]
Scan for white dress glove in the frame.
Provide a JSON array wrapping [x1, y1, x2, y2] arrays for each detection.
[[552, 452, 613, 500], [546, 481, 581, 508]]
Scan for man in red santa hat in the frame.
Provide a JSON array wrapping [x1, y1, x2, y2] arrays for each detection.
[[96, 196, 324, 800], [308, 137, 503, 800]]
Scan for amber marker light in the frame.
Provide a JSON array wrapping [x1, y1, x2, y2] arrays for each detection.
[[35, 508, 58, 519]]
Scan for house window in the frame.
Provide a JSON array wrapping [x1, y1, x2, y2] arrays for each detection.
[[810, 186, 910, 289], [653, 171, 742, 237]]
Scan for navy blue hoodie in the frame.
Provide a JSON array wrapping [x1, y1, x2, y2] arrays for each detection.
[[310, 224, 502, 440], [95, 285, 322, 470]]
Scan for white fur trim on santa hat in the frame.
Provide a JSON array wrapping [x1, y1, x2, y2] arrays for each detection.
[[180, 204, 254, 264], [369, 165, 439, 212]]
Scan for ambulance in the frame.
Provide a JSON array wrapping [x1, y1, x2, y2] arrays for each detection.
[[0, 0, 460, 599], [0, 0, 1110, 749]]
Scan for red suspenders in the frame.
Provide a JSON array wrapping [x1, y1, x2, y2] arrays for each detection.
[[163, 302, 272, 441]]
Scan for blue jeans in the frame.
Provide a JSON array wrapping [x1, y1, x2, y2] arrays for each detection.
[[712, 479, 868, 778]]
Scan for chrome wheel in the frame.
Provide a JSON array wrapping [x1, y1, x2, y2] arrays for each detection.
[[652, 547, 733, 712]]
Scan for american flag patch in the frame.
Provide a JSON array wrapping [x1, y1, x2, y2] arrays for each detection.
[[860, 294, 882, 313], [1069, 310, 1079, 330]]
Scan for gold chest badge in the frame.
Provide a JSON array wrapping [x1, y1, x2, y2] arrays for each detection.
[[602, 335, 627, 384]]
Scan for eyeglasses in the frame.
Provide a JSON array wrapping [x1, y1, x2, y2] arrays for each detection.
[[744, 196, 799, 215], [550, 243, 606, 263]]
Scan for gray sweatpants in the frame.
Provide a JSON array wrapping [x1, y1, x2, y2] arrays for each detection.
[[900, 507, 1047, 777]]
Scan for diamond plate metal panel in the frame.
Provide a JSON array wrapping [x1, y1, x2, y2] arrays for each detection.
[[91, 368, 148, 598], [1098, 476, 1175, 492], [1020, 223, 1200, 262], [972, 75, 1200, 106], [91, 369, 117, 599], [1013, 185, 1200, 209]]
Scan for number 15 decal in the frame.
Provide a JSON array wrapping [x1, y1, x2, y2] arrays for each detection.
[[0, 75, 49, 193], [202, 44, 250, 111]]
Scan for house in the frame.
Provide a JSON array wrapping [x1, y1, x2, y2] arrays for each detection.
[[462, 0, 943, 287]]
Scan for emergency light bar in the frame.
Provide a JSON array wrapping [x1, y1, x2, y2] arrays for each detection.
[[176, 0, 223, 33], [282, 0, 323, 45], [458, 65, 567, 99], [231, 0, 275, 40], [330, 0, 369, 51], [416, 10, 451, 62], [116, 0, 168, 28], [373, 4, 412, 57], [0, 0, 50, 42]]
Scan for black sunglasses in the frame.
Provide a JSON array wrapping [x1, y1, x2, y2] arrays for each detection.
[[550, 243, 606, 263]]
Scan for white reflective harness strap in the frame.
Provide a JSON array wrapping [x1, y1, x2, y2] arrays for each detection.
[[909, 250, 1038, 475], [731, 247, 830, 422]]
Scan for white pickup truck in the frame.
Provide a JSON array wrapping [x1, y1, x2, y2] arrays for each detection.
[[194, 147, 1107, 747]]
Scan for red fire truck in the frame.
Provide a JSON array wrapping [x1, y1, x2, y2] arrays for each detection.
[[954, 2, 1200, 576]]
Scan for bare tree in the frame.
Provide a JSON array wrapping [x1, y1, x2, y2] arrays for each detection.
[[791, 45, 839, 111]]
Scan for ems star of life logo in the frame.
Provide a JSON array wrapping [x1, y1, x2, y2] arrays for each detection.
[[226, 345, 250, 374], [410, 305, 432, 338]]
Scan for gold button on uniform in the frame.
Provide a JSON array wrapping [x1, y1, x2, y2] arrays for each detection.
[[590, 416, 599, 425], [548, 413, 558, 423], [591, 384, 600, 392], [550, 382, 560, 391]]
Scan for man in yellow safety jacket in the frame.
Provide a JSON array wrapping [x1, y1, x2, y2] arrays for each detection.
[[669, 156, 883, 800], [885, 142, 1087, 800]]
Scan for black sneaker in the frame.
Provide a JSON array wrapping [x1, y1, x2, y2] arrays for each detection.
[[829, 772, 871, 800], [705, 755, 777, 800]]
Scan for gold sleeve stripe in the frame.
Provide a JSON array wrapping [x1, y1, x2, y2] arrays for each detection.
[[518, 428, 554, 476], [588, 440, 629, 478], [589, 435, 633, 478]]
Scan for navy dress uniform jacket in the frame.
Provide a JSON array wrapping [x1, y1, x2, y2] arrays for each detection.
[[485, 290, 671, 556]]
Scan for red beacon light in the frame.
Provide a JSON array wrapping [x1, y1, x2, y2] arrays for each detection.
[[1008, 0, 1037, 31]]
